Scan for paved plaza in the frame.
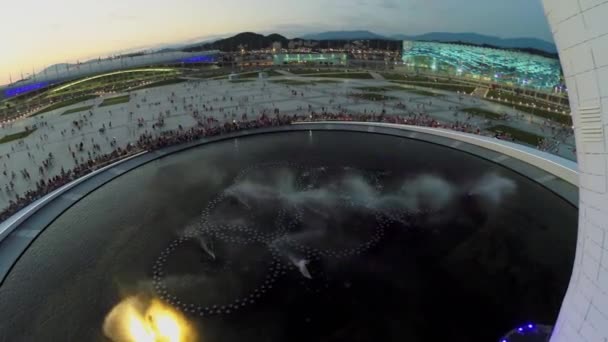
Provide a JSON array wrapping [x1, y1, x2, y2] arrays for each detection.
[[0, 75, 576, 211]]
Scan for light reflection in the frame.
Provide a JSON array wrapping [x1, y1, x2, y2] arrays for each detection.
[[103, 295, 197, 342]]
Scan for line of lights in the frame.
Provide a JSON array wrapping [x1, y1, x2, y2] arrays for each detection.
[[4, 82, 49, 98], [179, 55, 217, 63], [273, 53, 348, 64], [500, 323, 553, 342], [401, 41, 562, 90], [49, 68, 177, 93]]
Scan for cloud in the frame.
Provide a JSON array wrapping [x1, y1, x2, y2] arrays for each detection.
[[106, 12, 137, 22], [353, 0, 401, 9], [380, 0, 400, 9]]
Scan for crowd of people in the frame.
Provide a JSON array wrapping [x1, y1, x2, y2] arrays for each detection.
[[301, 111, 483, 134], [0, 108, 493, 222], [0, 77, 575, 224], [0, 146, 139, 222]]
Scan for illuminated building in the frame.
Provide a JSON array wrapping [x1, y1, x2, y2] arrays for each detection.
[[401, 40, 564, 91]]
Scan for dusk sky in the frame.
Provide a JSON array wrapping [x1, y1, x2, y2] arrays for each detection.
[[0, 0, 552, 85]]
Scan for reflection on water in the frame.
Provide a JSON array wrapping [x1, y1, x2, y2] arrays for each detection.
[[0, 131, 576, 342]]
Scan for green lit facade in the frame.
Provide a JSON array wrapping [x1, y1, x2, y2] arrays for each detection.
[[401, 41, 564, 91], [273, 53, 348, 66]]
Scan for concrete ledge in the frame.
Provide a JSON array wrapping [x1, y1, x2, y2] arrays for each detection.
[[293, 122, 578, 206], [0, 151, 148, 242], [294, 121, 579, 187], [0, 123, 579, 285]]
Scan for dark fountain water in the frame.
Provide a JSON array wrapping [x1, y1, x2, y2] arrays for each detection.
[[0, 131, 577, 342]]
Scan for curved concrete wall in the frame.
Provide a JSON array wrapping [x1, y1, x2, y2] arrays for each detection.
[[295, 121, 579, 186], [543, 1, 608, 341]]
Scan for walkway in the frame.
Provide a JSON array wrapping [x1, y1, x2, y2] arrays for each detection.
[[275, 70, 295, 76], [369, 71, 385, 80], [0, 77, 576, 212]]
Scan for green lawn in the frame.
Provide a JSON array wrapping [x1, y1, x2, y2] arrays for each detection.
[[353, 85, 406, 92], [421, 83, 476, 93], [267, 70, 284, 77], [304, 72, 373, 79], [487, 90, 568, 109], [99, 95, 130, 107], [229, 79, 256, 83], [489, 125, 543, 146], [31, 95, 98, 116], [487, 90, 515, 101], [61, 105, 94, 116], [130, 78, 187, 91], [355, 86, 391, 92], [392, 80, 475, 93], [381, 73, 432, 82], [485, 90, 572, 125], [0, 128, 37, 144], [271, 80, 311, 86], [48, 70, 180, 96], [462, 108, 502, 120], [380, 73, 407, 80], [487, 90, 546, 105], [350, 93, 397, 101], [288, 69, 326, 75], [312, 79, 342, 84], [485, 98, 572, 125], [205, 74, 231, 80], [239, 71, 264, 78], [273, 79, 343, 86], [398, 88, 439, 97]]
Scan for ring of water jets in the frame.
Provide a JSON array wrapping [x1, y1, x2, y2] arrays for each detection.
[[151, 238, 284, 317], [152, 161, 430, 317]]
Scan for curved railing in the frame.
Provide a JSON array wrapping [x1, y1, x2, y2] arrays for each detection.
[[293, 121, 578, 186], [0, 151, 147, 242]]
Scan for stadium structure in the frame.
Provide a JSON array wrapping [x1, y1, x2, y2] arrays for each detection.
[[0, 51, 219, 99], [401, 40, 564, 92]]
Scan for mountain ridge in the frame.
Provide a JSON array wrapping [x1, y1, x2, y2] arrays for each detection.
[[298, 30, 388, 40], [391, 32, 556, 53], [296, 30, 556, 53], [183, 32, 288, 52]]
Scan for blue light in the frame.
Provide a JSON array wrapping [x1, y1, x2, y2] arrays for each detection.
[[4, 82, 49, 98], [179, 55, 216, 64], [501, 322, 548, 342], [401, 40, 563, 90]]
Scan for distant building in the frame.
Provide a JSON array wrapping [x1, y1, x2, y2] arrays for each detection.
[[272, 42, 282, 51], [400, 40, 563, 91], [273, 53, 348, 66], [1, 50, 219, 97]]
